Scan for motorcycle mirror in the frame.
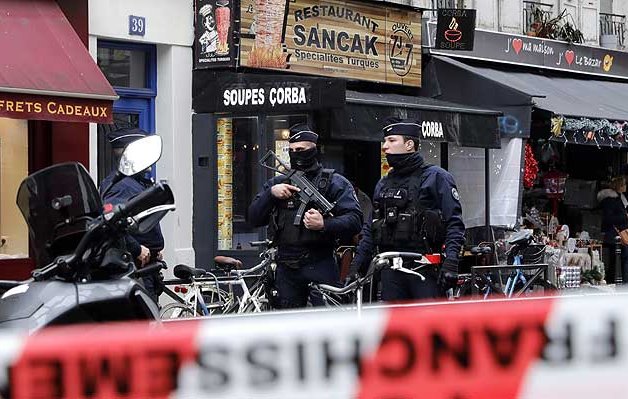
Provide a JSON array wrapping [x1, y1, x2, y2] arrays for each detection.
[[118, 135, 163, 177], [129, 204, 176, 234]]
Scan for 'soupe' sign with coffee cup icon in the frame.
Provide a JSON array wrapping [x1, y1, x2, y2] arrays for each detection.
[[435, 8, 477, 51]]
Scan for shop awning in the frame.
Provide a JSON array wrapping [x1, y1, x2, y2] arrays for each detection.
[[0, 1, 117, 123], [331, 91, 502, 149], [426, 56, 628, 140]]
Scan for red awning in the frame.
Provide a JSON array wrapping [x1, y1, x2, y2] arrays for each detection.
[[0, 0, 117, 123]]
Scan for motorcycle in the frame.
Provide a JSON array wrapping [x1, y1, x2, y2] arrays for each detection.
[[0, 135, 175, 332]]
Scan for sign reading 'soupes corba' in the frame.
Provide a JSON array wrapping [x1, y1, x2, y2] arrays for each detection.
[[239, 0, 422, 87]]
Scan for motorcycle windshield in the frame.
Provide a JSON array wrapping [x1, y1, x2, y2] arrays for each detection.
[[16, 163, 102, 264]]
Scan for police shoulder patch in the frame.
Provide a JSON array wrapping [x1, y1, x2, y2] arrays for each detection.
[[451, 188, 460, 201]]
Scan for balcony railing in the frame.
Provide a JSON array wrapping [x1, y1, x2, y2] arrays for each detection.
[[431, 0, 463, 10], [523, 1, 554, 35], [600, 12, 626, 49]]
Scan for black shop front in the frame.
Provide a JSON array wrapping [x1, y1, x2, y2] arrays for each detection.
[[192, 70, 502, 267]]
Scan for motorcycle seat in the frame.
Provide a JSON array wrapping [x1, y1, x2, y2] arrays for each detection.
[[173, 264, 207, 280], [214, 256, 242, 272]]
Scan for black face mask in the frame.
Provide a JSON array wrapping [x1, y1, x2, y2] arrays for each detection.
[[385, 153, 413, 169], [289, 147, 318, 170]]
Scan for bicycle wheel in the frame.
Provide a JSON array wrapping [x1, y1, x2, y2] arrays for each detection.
[[201, 286, 232, 315], [160, 303, 201, 319]]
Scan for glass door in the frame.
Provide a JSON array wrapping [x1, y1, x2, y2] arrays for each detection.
[[265, 115, 308, 171], [215, 116, 260, 251], [213, 114, 308, 252]]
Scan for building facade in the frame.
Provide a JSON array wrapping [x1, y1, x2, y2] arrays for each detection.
[[88, 0, 196, 269]]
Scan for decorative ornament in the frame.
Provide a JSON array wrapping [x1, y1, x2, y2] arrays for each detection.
[[551, 116, 564, 137], [523, 143, 539, 189], [562, 117, 628, 138]]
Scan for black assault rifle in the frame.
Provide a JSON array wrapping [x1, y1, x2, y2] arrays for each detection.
[[260, 150, 335, 226]]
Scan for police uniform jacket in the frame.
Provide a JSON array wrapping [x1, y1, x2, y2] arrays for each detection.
[[100, 171, 165, 257], [248, 165, 363, 258], [353, 157, 465, 273]]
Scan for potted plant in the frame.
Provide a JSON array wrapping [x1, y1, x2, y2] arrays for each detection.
[[526, 7, 584, 44]]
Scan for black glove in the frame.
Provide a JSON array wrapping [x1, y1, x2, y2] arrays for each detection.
[[438, 258, 459, 289]]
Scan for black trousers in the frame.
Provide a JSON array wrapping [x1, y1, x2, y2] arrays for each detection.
[[141, 273, 163, 304], [602, 243, 628, 284], [380, 265, 440, 302], [274, 256, 339, 309]]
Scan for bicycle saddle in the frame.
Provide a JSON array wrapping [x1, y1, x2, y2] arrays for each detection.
[[214, 256, 243, 272], [508, 231, 532, 246], [173, 264, 206, 280], [470, 246, 493, 255]]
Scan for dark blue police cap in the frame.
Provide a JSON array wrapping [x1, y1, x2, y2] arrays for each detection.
[[288, 123, 318, 144], [382, 117, 422, 138], [107, 127, 147, 149]]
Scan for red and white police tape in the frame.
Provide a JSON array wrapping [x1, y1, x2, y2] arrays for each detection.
[[2, 293, 627, 398]]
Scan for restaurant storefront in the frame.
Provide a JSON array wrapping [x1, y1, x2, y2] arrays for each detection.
[[192, 0, 501, 266]]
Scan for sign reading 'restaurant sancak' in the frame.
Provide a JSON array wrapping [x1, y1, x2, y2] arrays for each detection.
[[239, 0, 421, 87]]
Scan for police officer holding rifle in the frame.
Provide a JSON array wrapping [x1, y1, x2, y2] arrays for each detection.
[[249, 123, 362, 308]]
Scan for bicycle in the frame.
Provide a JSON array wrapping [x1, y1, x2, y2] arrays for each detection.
[[309, 251, 437, 314], [454, 243, 502, 300], [455, 231, 556, 299], [160, 241, 277, 319]]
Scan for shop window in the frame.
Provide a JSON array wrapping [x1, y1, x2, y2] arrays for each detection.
[[98, 47, 148, 89], [215, 115, 307, 251], [0, 118, 29, 259], [418, 141, 441, 166], [217, 117, 259, 250], [96, 41, 156, 184], [267, 115, 308, 168], [449, 146, 486, 228]]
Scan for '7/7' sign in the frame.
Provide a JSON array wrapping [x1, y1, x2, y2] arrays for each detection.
[[129, 15, 146, 36]]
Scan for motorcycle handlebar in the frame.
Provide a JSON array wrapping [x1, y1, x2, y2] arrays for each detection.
[[133, 261, 167, 278], [114, 183, 174, 223], [34, 184, 175, 280]]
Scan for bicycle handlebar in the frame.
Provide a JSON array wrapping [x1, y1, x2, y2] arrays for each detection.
[[374, 251, 424, 260], [250, 240, 272, 248], [231, 257, 271, 278], [311, 251, 431, 296], [314, 282, 355, 295]]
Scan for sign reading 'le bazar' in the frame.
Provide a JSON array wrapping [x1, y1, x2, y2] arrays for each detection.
[[428, 24, 628, 80], [239, 0, 422, 87]]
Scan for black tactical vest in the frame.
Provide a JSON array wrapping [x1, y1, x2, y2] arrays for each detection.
[[372, 165, 445, 253], [270, 169, 335, 248]]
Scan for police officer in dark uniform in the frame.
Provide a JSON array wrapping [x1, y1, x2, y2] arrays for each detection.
[[248, 124, 363, 308], [351, 118, 465, 301], [99, 128, 165, 303]]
